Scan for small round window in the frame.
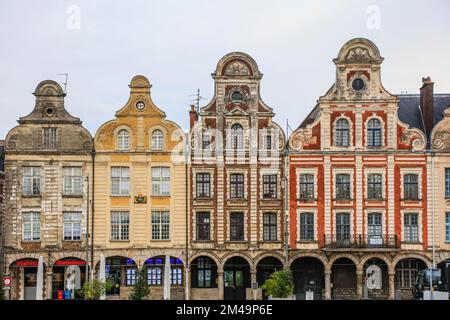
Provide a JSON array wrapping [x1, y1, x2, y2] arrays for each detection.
[[46, 107, 55, 116], [231, 91, 244, 102], [136, 101, 145, 111], [352, 78, 365, 91]]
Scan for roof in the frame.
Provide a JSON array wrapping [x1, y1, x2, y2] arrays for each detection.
[[397, 94, 450, 135]]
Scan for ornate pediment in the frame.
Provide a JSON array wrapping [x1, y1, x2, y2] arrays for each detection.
[[345, 46, 372, 62], [224, 61, 250, 76], [290, 129, 317, 151]]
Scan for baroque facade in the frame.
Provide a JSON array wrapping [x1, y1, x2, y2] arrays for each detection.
[[3, 80, 93, 300], [92, 75, 187, 300], [188, 52, 286, 300]]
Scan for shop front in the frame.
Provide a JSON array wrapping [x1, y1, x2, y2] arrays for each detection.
[[9, 258, 44, 300], [51, 257, 87, 299]]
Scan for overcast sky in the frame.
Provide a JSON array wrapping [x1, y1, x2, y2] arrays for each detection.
[[0, 0, 449, 139]]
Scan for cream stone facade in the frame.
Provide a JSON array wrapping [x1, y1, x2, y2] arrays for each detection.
[[3, 80, 93, 300], [93, 75, 187, 300]]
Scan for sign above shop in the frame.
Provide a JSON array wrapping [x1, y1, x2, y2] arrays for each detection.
[[14, 260, 38, 267], [54, 260, 86, 266]]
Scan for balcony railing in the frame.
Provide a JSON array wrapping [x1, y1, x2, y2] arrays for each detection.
[[323, 234, 398, 249]]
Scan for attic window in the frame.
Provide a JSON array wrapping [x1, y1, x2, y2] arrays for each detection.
[[231, 91, 244, 102]]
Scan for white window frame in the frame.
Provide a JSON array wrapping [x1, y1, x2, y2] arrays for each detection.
[[63, 167, 83, 196], [151, 129, 164, 151], [23, 166, 41, 196], [152, 167, 170, 196], [117, 129, 130, 151], [111, 211, 129, 241], [111, 166, 130, 196], [42, 127, 57, 149], [63, 212, 82, 241], [151, 211, 170, 240], [22, 212, 40, 241]]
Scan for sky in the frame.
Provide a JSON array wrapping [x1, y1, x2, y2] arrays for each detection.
[[0, 0, 449, 138]]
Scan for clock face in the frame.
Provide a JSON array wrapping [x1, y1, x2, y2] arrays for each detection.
[[352, 78, 365, 91], [136, 101, 145, 111]]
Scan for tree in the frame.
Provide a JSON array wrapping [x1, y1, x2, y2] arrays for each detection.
[[261, 269, 294, 298], [129, 266, 150, 300], [77, 279, 111, 300]]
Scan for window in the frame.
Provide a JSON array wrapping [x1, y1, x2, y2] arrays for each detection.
[[126, 269, 136, 286], [196, 173, 211, 198], [404, 174, 419, 200], [196, 212, 210, 241], [63, 167, 82, 196], [335, 119, 350, 147], [151, 129, 164, 150], [231, 91, 244, 102], [229, 173, 244, 198], [263, 134, 272, 150], [336, 213, 350, 241], [299, 212, 314, 241], [111, 211, 129, 240], [263, 213, 277, 241], [336, 174, 351, 199], [446, 212, 450, 242], [152, 167, 170, 196], [195, 257, 216, 288], [445, 169, 450, 197], [404, 213, 419, 242], [367, 212, 382, 238], [299, 174, 314, 200], [202, 133, 211, 150], [23, 212, 40, 241], [147, 265, 162, 285], [171, 266, 183, 285], [43, 128, 57, 149], [230, 124, 244, 149], [230, 212, 244, 241], [117, 129, 130, 150], [63, 212, 82, 241], [367, 174, 382, 199], [23, 167, 41, 195], [367, 118, 382, 147], [262, 174, 277, 199], [396, 259, 420, 288], [111, 167, 129, 195], [152, 211, 170, 240]]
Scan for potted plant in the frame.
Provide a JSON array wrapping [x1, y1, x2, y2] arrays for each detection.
[[261, 269, 295, 300], [77, 279, 112, 300], [129, 266, 150, 300]]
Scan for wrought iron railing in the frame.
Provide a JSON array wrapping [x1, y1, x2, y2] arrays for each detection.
[[323, 234, 398, 249]]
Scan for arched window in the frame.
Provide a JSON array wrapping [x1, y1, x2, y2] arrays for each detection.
[[117, 129, 130, 150], [231, 91, 244, 102], [152, 129, 164, 150], [367, 118, 382, 147], [335, 119, 350, 147], [231, 124, 244, 149]]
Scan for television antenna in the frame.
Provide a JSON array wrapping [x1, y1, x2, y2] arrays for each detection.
[[57, 73, 69, 93], [189, 88, 207, 114]]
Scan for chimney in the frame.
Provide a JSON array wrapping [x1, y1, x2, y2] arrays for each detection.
[[189, 105, 198, 129], [419, 76, 434, 136]]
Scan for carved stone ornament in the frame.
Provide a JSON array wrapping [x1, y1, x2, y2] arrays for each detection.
[[432, 130, 449, 149], [224, 61, 250, 76], [345, 47, 372, 62], [291, 129, 317, 150]]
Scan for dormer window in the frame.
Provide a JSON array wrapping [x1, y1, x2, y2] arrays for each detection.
[[335, 119, 350, 147], [231, 91, 244, 102], [231, 124, 244, 149], [117, 129, 130, 150], [151, 129, 164, 151]]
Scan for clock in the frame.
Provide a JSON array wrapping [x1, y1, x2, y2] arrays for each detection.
[[136, 101, 145, 111], [351, 78, 365, 91]]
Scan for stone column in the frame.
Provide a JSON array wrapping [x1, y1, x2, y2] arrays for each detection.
[[324, 270, 331, 300], [251, 269, 257, 300], [218, 271, 224, 300], [185, 267, 190, 300], [356, 270, 363, 299], [388, 271, 396, 300], [45, 267, 53, 300]]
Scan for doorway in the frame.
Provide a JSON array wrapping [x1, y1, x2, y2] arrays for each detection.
[[223, 257, 250, 300]]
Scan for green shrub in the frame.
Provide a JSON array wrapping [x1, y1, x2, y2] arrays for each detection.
[[77, 279, 112, 300], [261, 269, 294, 298], [129, 266, 150, 300]]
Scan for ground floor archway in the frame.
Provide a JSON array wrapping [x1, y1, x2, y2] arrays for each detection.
[[394, 258, 427, 300], [223, 257, 250, 300], [290, 257, 325, 300], [256, 257, 283, 300], [363, 258, 389, 299], [8, 258, 45, 300], [331, 258, 357, 300], [51, 257, 87, 299]]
